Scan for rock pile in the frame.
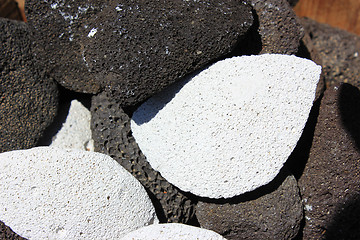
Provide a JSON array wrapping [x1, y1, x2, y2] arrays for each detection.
[[1, 0, 359, 239]]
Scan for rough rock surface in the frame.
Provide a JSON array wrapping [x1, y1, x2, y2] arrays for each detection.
[[251, 0, 304, 54], [0, 220, 27, 240], [120, 223, 226, 240], [50, 99, 93, 151], [196, 168, 303, 240], [298, 83, 360, 240], [91, 92, 195, 223], [0, 18, 58, 153], [131, 54, 321, 198], [287, 0, 299, 7], [301, 17, 360, 88], [0, 147, 158, 239], [297, 31, 326, 101], [26, 0, 253, 106]]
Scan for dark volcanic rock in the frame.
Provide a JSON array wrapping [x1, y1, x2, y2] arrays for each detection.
[[196, 168, 303, 240], [90, 91, 195, 223], [0, 220, 27, 240], [0, 18, 58, 153], [26, 0, 253, 106], [287, 0, 299, 7], [251, 0, 304, 54], [298, 83, 360, 240], [297, 32, 325, 101], [301, 17, 360, 88]]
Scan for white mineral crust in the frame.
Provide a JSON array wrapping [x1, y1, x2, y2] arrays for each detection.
[[120, 223, 226, 240], [131, 54, 321, 198], [0, 147, 158, 239]]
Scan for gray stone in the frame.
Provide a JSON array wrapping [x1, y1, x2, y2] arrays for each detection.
[[0, 18, 58, 153], [298, 83, 360, 240], [196, 168, 303, 240], [90, 91, 195, 223], [26, 0, 253, 106], [251, 0, 304, 54]]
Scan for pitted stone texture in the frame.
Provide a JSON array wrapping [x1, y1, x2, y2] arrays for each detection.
[[196, 168, 303, 240], [251, 0, 304, 54], [0, 18, 58, 153], [298, 31, 326, 101], [0, 147, 158, 239], [120, 223, 226, 240], [131, 54, 321, 198], [287, 0, 299, 7], [50, 100, 93, 151], [26, 0, 253, 106], [298, 84, 360, 240], [91, 92, 195, 223], [301, 17, 360, 88], [0, 220, 27, 240]]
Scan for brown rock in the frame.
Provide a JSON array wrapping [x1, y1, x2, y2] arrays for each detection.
[[90, 91, 195, 223], [301, 17, 360, 88], [196, 168, 303, 240], [0, 18, 58, 153], [0, 220, 27, 240], [251, 0, 304, 54], [298, 83, 360, 240]]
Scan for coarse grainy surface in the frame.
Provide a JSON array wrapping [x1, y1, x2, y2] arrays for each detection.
[[298, 84, 360, 240], [0, 220, 27, 240], [251, 0, 304, 54], [0, 147, 158, 239], [26, 0, 253, 106], [91, 92, 195, 223], [196, 168, 303, 240], [120, 223, 226, 240], [50, 100, 93, 151], [0, 18, 58, 153], [131, 54, 321, 198], [301, 17, 360, 88]]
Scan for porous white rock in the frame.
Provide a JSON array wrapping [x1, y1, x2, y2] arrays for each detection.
[[131, 54, 321, 199], [120, 223, 226, 240], [50, 100, 94, 151], [0, 147, 158, 239]]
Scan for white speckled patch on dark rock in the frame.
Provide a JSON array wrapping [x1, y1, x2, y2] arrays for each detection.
[[196, 168, 303, 240], [0, 18, 58, 153], [250, 0, 304, 54], [26, 0, 253, 106], [298, 83, 360, 240], [90, 91, 195, 223]]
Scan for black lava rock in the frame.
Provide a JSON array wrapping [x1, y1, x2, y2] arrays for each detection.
[[90, 91, 195, 223], [0, 18, 58, 153], [26, 0, 253, 106]]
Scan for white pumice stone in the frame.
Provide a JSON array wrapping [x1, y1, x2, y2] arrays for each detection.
[[131, 54, 321, 199], [50, 100, 94, 151], [120, 223, 226, 240], [0, 147, 158, 239]]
